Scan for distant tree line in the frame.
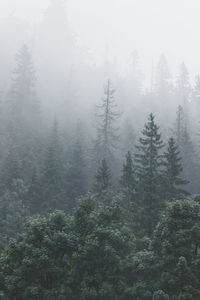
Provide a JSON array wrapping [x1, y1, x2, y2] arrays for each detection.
[[0, 45, 200, 299]]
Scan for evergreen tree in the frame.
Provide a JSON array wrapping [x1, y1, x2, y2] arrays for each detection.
[[120, 151, 136, 203], [67, 121, 87, 210], [93, 159, 111, 196], [70, 195, 135, 300], [0, 179, 29, 245], [94, 80, 120, 166], [39, 121, 66, 213], [135, 113, 164, 237], [0, 211, 76, 300], [181, 126, 197, 191], [152, 200, 200, 300], [175, 105, 185, 146], [2, 127, 21, 191], [3, 45, 41, 194], [7, 44, 40, 134], [163, 137, 188, 201], [174, 106, 197, 192], [1, 197, 136, 300], [128, 199, 200, 300]]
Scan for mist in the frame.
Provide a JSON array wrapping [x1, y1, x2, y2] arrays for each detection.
[[0, 1, 200, 299]]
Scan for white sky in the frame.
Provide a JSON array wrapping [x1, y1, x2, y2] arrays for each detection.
[[0, 0, 200, 79]]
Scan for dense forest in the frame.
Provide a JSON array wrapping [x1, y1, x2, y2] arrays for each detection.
[[0, 0, 200, 299]]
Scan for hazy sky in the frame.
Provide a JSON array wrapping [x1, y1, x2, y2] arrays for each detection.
[[0, 0, 200, 80]]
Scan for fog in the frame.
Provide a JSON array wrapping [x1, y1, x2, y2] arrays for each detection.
[[1, 1, 200, 75], [0, 0, 200, 172], [1, 2, 200, 297]]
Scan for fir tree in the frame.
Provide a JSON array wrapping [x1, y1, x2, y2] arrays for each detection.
[[175, 105, 185, 146], [39, 121, 65, 213], [93, 159, 111, 196], [3, 45, 41, 194], [7, 45, 40, 134], [174, 107, 197, 193], [67, 121, 87, 210], [135, 113, 164, 237], [163, 137, 188, 201], [120, 151, 136, 202], [152, 200, 200, 299], [181, 125, 197, 191]]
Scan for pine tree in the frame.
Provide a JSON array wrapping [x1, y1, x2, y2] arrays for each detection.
[[67, 121, 87, 210], [0, 179, 29, 244], [120, 151, 136, 202], [152, 200, 200, 299], [94, 80, 120, 166], [180, 125, 197, 192], [135, 113, 164, 237], [163, 137, 188, 201], [39, 121, 65, 213], [1, 46, 42, 214], [175, 105, 185, 146], [2, 126, 21, 191], [174, 107, 197, 192], [93, 159, 111, 196], [3, 45, 41, 193]]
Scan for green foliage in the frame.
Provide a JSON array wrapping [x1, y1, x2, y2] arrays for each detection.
[[152, 200, 200, 299], [93, 159, 112, 197], [67, 123, 87, 210], [134, 113, 164, 237], [175, 106, 197, 193], [70, 196, 135, 299], [0, 179, 29, 246], [163, 137, 188, 200], [1, 196, 136, 300], [120, 151, 136, 202], [39, 121, 66, 213], [1, 211, 77, 300], [153, 290, 169, 300]]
